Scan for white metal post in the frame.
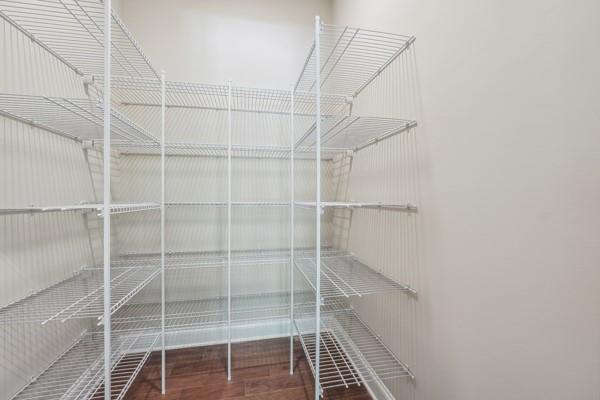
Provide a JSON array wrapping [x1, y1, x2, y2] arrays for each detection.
[[160, 70, 166, 395], [289, 84, 295, 375], [103, 1, 112, 399], [314, 15, 322, 400], [227, 81, 232, 381]]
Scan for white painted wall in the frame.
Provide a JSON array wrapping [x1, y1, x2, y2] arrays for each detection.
[[331, 1, 600, 399], [117, 0, 332, 87]]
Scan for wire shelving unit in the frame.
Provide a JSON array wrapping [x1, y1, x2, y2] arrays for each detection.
[[1, 0, 418, 398], [0, 1, 163, 399], [290, 17, 418, 399]]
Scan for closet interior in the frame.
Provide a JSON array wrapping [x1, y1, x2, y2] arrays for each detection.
[[0, 2, 419, 399]]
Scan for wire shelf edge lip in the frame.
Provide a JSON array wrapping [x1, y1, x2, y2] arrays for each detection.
[[112, 141, 346, 159], [0, 203, 161, 216], [294, 201, 418, 212]]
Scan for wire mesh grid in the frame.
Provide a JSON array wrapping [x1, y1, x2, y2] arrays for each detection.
[[295, 310, 412, 392], [295, 23, 414, 96], [106, 77, 348, 116], [12, 331, 159, 400], [0, 264, 160, 324], [0, 93, 158, 143], [1, 248, 293, 324], [89, 334, 160, 400], [116, 248, 347, 269], [296, 114, 417, 150], [0, 0, 158, 79], [111, 292, 349, 334], [294, 253, 416, 299]]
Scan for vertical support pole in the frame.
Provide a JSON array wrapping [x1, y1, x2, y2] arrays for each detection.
[[103, 1, 112, 400], [160, 70, 166, 395], [227, 81, 232, 381], [314, 15, 322, 400], [289, 84, 295, 375]]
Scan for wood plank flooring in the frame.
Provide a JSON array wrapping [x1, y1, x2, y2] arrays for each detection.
[[124, 338, 371, 400]]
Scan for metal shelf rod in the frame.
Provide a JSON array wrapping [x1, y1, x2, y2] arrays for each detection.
[[294, 201, 418, 211], [227, 80, 233, 381], [160, 70, 167, 395], [103, 1, 112, 398], [289, 84, 295, 375], [315, 14, 322, 400]]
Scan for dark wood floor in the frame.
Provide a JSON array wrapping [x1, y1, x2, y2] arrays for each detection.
[[124, 338, 371, 400]]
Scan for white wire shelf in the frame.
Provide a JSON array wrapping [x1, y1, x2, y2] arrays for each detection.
[[294, 310, 413, 392], [113, 141, 345, 160], [0, 264, 160, 324], [295, 201, 418, 212], [294, 253, 416, 299], [116, 248, 348, 272], [0, 93, 158, 143], [112, 292, 349, 334], [0, 203, 160, 216], [116, 250, 288, 272], [12, 331, 159, 400], [106, 77, 349, 116], [2, 249, 320, 325], [295, 114, 417, 150], [295, 23, 415, 97], [0, 0, 158, 79]]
